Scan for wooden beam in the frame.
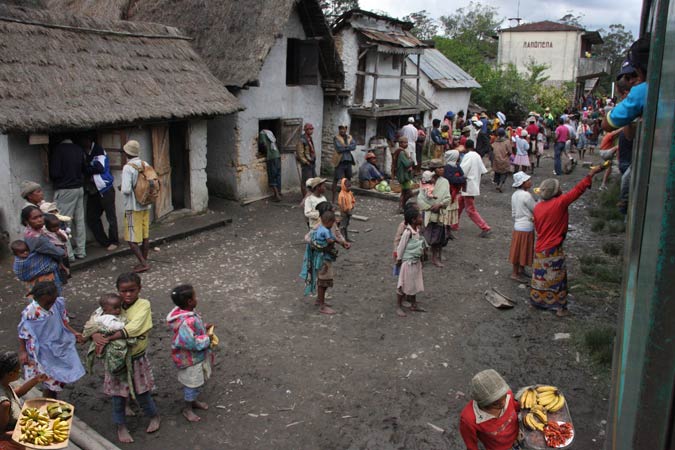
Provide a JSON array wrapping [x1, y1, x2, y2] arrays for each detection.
[[399, 55, 405, 104], [416, 53, 421, 107], [371, 49, 379, 111], [356, 71, 419, 79]]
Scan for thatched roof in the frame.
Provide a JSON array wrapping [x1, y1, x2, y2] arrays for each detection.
[[0, 4, 242, 133], [47, 0, 345, 90]]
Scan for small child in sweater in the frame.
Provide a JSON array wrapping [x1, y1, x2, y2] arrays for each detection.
[[337, 178, 356, 242], [459, 369, 520, 450], [395, 207, 428, 317], [167, 284, 212, 422]]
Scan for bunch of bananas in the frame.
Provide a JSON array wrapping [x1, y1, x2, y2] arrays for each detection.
[[519, 387, 538, 409], [47, 403, 73, 420], [523, 407, 547, 431], [19, 422, 54, 446], [18, 407, 50, 428], [535, 385, 566, 413], [51, 417, 70, 443]]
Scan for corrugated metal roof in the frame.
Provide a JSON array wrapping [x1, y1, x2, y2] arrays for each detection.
[[349, 83, 436, 118], [408, 49, 481, 89], [356, 26, 427, 53], [499, 20, 584, 33]]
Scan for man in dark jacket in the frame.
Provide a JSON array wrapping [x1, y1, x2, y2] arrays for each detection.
[[82, 136, 119, 251], [49, 137, 86, 259]]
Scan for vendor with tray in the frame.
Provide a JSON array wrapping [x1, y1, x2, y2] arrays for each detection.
[[459, 369, 523, 450]]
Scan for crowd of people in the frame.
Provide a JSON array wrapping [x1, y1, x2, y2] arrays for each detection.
[[1, 34, 650, 450]]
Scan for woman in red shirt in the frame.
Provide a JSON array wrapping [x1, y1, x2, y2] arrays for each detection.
[[530, 166, 605, 316], [459, 369, 521, 450]]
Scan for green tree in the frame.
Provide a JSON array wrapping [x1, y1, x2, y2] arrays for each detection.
[[558, 11, 584, 28], [594, 24, 635, 95], [439, 1, 502, 60], [320, 0, 359, 25], [403, 10, 439, 40]]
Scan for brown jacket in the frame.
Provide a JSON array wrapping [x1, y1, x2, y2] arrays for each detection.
[[296, 134, 315, 166]]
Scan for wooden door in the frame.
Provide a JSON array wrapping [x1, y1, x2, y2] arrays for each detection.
[[151, 125, 173, 219]]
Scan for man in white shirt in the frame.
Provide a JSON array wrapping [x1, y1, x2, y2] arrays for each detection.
[[458, 140, 491, 237], [401, 117, 419, 166]]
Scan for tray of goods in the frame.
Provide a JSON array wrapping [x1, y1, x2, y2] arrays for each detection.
[[12, 398, 74, 449], [518, 385, 574, 449]]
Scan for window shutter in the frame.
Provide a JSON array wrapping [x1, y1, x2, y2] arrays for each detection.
[[280, 118, 303, 152], [298, 40, 319, 85]]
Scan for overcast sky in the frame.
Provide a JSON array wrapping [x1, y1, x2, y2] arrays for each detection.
[[359, 0, 642, 37]]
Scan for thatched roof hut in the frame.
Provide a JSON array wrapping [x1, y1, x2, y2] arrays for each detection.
[[0, 4, 242, 133], [46, 0, 345, 91]]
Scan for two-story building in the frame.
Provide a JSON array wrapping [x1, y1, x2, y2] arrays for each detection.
[[497, 20, 608, 97], [324, 10, 436, 176]]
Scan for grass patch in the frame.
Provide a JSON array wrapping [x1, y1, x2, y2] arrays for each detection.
[[582, 326, 616, 367], [579, 255, 622, 284], [591, 219, 606, 232], [607, 221, 626, 234], [589, 180, 623, 223], [602, 242, 623, 256]]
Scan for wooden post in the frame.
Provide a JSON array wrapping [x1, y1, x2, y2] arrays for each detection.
[[371, 49, 379, 112], [399, 54, 405, 105], [415, 53, 421, 106]]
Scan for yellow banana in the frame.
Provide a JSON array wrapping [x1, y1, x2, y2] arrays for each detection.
[[520, 389, 529, 406], [532, 408, 547, 423], [536, 385, 557, 393], [523, 413, 535, 430], [548, 393, 566, 412]]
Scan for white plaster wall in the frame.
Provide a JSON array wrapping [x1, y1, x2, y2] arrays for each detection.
[[188, 119, 208, 212], [0, 134, 18, 243], [338, 28, 360, 103], [409, 72, 472, 126], [231, 8, 324, 201], [4, 134, 52, 240], [320, 100, 351, 173], [363, 52, 402, 102], [497, 31, 582, 82]]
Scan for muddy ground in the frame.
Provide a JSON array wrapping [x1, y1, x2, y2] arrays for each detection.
[[0, 154, 621, 450]]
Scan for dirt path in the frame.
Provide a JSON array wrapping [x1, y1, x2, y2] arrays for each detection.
[[0, 155, 617, 449]]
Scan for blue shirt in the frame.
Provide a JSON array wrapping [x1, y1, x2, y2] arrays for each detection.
[[607, 82, 647, 129]]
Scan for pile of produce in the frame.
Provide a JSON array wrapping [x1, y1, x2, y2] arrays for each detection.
[[16, 403, 72, 447], [519, 385, 573, 448]]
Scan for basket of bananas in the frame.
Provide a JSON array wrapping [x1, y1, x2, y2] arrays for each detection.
[[11, 398, 74, 449], [518, 385, 574, 449]]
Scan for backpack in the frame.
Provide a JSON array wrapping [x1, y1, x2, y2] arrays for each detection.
[[128, 161, 160, 206]]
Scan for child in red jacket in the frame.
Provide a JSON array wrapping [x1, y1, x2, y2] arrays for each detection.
[[459, 369, 521, 450]]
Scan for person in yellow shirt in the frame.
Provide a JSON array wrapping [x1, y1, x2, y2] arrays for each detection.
[[90, 272, 160, 443]]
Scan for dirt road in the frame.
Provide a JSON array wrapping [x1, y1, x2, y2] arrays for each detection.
[[0, 156, 617, 449]]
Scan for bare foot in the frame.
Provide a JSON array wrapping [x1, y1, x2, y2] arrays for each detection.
[[133, 264, 150, 273], [396, 308, 407, 317], [314, 301, 332, 307], [409, 304, 427, 312], [125, 405, 136, 417], [431, 259, 444, 268], [510, 275, 529, 283], [192, 401, 208, 410], [182, 408, 201, 422], [556, 308, 570, 317], [146, 415, 161, 433], [117, 425, 134, 443], [319, 305, 336, 315]]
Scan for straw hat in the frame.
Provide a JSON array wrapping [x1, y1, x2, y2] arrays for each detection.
[[421, 171, 434, 183], [123, 140, 140, 157], [306, 177, 327, 188], [428, 159, 444, 169]]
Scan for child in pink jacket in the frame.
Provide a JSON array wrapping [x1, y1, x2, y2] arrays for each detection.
[[167, 284, 212, 422]]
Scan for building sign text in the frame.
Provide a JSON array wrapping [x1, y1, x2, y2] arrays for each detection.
[[523, 41, 554, 49]]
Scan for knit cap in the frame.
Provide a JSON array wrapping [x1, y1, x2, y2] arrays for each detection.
[[538, 178, 561, 200], [470, 369, 510, 408], [20, 181, 41, 199]]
